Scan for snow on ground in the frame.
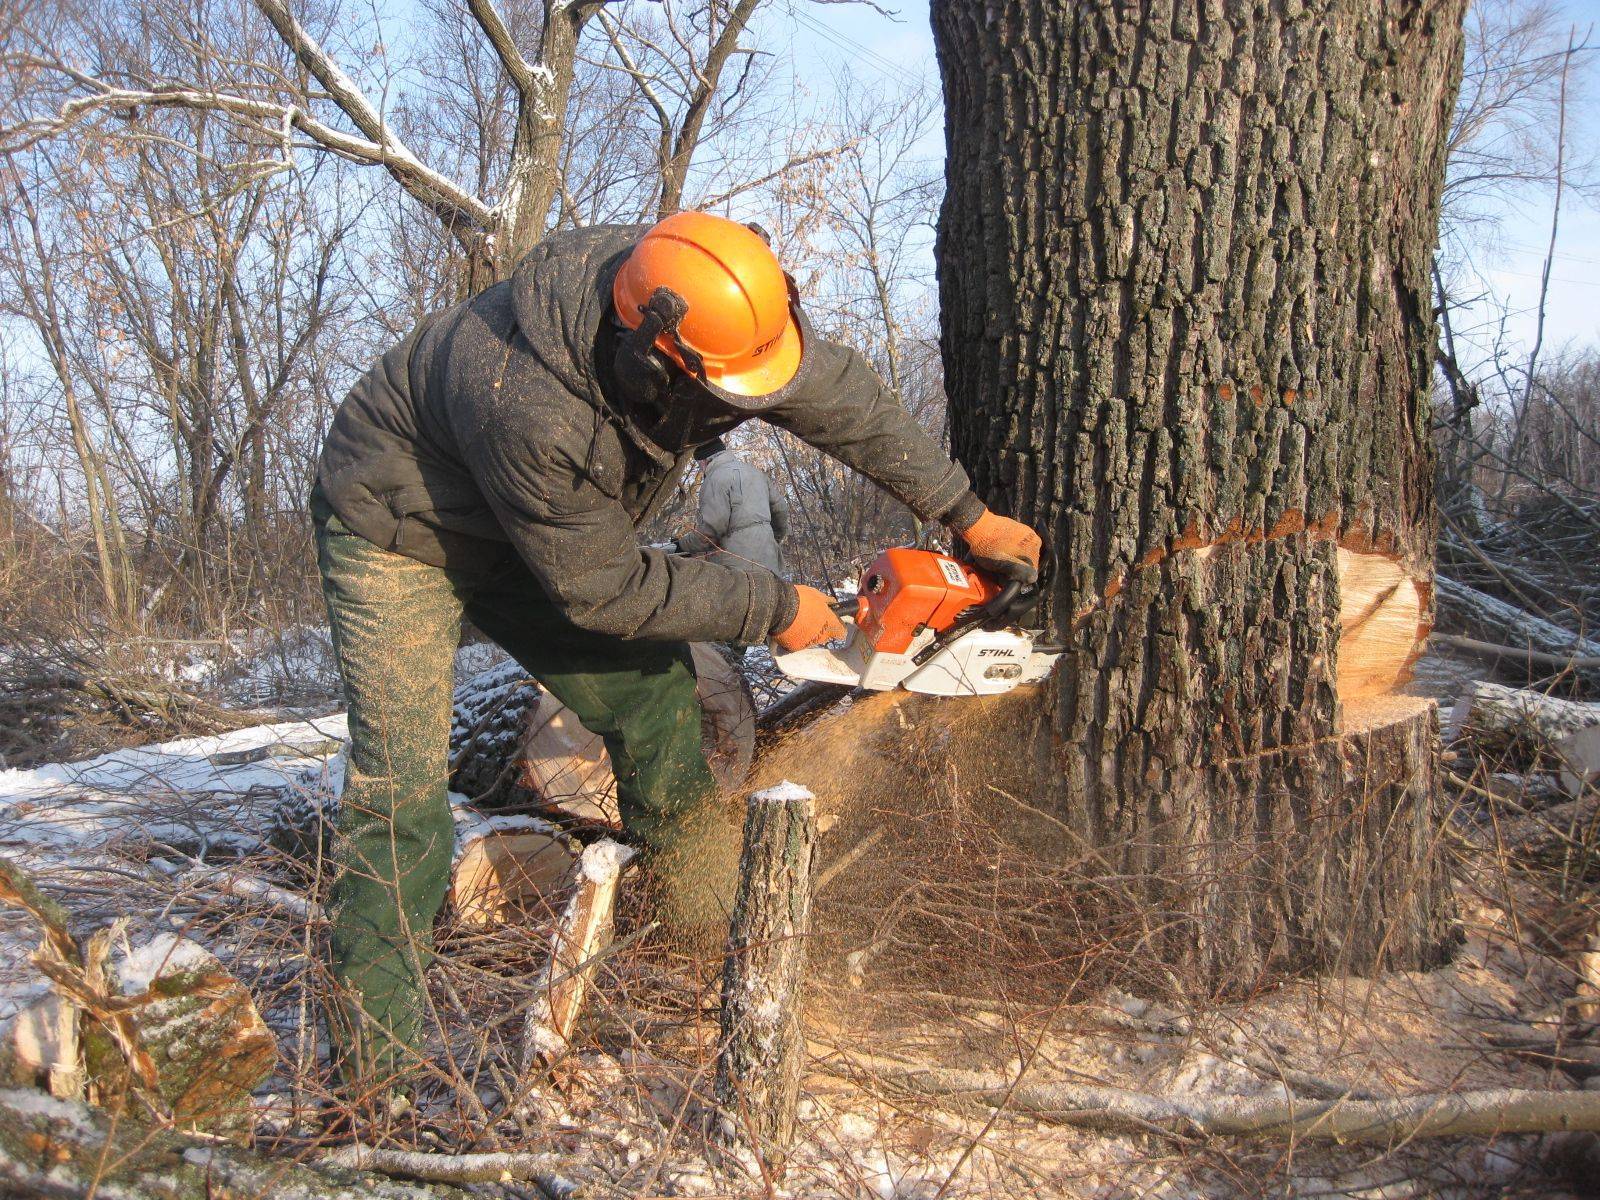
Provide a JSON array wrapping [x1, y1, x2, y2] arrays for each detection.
[[0, 714, 348, 866], [0, 637, 1593, 1196]]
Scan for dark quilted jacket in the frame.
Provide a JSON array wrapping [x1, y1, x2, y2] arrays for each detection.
[[315, 224, 978, 644]]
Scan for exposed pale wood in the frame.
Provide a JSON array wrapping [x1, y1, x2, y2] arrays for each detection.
[[1, 988, 80, 1099], [1554, 723, 1600, 797], [715, 783, 818, 1174], [1336, 548, 1428, 702], [522, 839, 633, 1068], [1576, 924, 1600, 1022], [450, 831, 577, 927]]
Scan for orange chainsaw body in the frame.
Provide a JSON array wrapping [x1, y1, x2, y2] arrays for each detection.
[[852, 548, 1002, 654]]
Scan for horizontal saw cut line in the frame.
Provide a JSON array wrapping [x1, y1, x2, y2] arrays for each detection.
[[1067, 512, 1430, 704]]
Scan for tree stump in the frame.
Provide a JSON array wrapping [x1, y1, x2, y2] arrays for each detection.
[[714, 782, 818, 1174]]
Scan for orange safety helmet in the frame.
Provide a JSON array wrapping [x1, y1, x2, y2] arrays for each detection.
[[612, 211, 805, 405]]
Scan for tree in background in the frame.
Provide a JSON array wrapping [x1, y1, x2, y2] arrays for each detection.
[[933, 0, 1468, 989], [0, 0, 862, 642]]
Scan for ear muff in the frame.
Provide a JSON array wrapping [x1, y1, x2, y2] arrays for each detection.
[[614, 287, 690, 406]]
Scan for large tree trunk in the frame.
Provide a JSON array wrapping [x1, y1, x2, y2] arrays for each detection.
[[932, 0, 1466, 990]]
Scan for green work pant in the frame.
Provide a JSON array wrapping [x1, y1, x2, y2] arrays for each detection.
[[313, 493, 723, 1088]]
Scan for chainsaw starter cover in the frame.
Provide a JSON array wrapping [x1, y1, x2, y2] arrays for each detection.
[[854, 548, 1000, 654]]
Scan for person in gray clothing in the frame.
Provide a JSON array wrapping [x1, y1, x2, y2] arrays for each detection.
[[675, 438, 789, 578], [311, 210, 1041, 1095]]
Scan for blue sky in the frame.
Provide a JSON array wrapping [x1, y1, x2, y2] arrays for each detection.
[[761, 0, 1600, 367]]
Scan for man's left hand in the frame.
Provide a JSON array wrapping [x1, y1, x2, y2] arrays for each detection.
[[955, 507, 1043, 584]]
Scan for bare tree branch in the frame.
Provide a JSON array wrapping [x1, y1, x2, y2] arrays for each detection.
[[464, 0, 535, 95]]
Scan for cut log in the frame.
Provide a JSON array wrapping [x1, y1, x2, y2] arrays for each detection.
[[0, 1087, 478, 1198], [1, 989, 80, 1100], [1336, 548, 1428, 702], [715, 782, 818, 1175], [1435, 576, 1600, 691], [450, 831, 577, 927], [522, 839, 633, 1067], [84, 934, 276, 1133], [1447, 681, 1600, 763]]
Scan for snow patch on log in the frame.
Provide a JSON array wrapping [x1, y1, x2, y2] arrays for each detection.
[[750, 780, 814, 805], [114, 933, 211, 994], [578, 837, 631, 884]]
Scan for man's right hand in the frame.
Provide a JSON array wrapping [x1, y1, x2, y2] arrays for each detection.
[[773, 585, 847, 651]]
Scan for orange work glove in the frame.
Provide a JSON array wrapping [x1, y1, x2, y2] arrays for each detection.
[[957, 507, 1043, 584], [773, 584, 848, 652]]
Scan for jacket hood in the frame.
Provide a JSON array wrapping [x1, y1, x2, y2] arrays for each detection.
[[507, 222, 647, 404]]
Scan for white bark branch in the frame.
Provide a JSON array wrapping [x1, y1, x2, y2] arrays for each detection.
[[846, 1055, 1600, 1142], [465, 0, 536, 94], [248, 0, 489, 231], [1, 74, 492, 231], [320, 1143, 579, 1191]]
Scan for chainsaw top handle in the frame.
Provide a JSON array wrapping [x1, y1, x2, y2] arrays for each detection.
[[910, 577, 1038, 667]]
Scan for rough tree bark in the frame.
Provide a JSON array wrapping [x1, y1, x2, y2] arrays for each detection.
[[932, 0, 1466, 989], [715, 783, 817, 1173]]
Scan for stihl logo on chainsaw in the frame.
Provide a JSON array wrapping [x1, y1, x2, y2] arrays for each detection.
[[976, 647, 1020, 658]]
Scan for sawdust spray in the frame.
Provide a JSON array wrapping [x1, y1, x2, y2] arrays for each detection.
[[736, 687, 1168, 1050]]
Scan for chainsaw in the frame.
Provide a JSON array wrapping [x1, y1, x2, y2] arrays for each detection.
[[771, 548, 1062, 696]]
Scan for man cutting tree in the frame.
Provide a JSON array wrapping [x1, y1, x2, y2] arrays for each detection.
[[312, 211, 1042, 1090]]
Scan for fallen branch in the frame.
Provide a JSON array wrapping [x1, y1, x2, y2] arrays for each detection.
[[844, 1055, 1600, 1142], [0, 1088, 477, 1198], [1432, 632, 1600, 671], [320, 1143, 579, 1193]]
